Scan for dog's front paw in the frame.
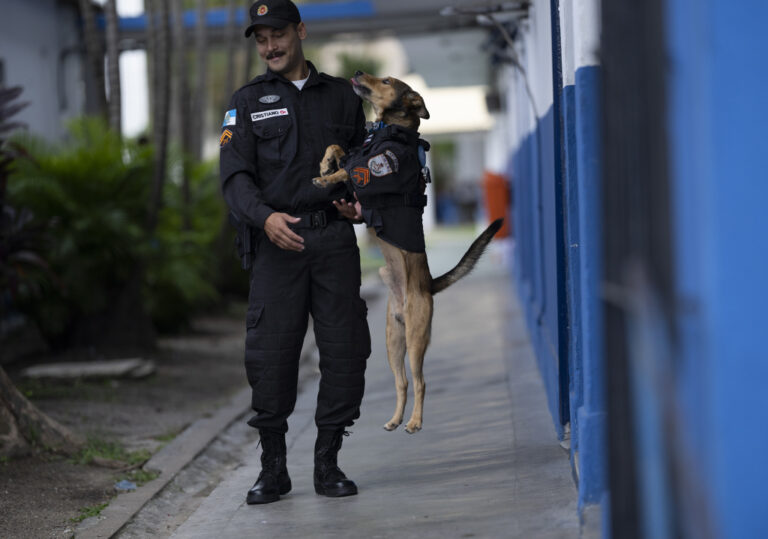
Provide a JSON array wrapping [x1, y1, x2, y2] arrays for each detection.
[[383, 421, 400, 431], [312, 176, 329, 188], [404, 420, 422, 434]]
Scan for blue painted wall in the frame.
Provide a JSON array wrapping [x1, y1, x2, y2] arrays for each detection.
[[508, 15, 605, 518], [665, 0, 768, 536], [510, 105, 567, 439], [569, 64, 606, 508]]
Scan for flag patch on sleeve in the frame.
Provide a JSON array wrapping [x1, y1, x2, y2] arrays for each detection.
[[222, 109, 236, 127]]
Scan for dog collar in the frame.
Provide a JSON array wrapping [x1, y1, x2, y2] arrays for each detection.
[[366, 120, 386, 133]]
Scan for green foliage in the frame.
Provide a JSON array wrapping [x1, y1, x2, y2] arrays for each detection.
[[144, 156, 224, 332], [121, 467, 160, 486], [72, 436, 150, 467], [8, 119, 153, 339], [6, 118, 228, 341], [70, 502, 110, 523], [336, 51, 382, 80]]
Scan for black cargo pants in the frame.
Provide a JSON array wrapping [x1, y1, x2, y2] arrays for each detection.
[[244, 217, 370, 434]]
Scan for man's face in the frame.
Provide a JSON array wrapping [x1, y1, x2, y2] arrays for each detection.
[[253, 22, 306, 77]]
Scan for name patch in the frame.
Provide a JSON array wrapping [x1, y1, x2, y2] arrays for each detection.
[[251, 108, 289, 122]]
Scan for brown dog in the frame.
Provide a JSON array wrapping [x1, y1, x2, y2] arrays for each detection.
[[313, 72, 503, 433]]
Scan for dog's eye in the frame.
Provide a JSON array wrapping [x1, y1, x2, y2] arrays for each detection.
[[382, 79, 391, 85]]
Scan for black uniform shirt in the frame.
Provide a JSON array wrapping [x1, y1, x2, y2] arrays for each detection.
[[342, 125, 428, 253], [220, 62, 365, 228]]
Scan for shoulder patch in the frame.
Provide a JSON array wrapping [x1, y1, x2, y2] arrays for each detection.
[[351, 167, 370, 188], [220, 129, 233, 147], [222, 109, 236, 127], [368, 153, 393, 177]]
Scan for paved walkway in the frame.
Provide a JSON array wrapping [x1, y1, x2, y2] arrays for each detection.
[[170, 234, 579, 539]]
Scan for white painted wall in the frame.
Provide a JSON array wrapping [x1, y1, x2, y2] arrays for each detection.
[[561, 0, 601, 82], [0, 0, 84, 139]]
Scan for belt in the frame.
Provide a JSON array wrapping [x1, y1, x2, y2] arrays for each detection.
[[290, 208, 342, 229]]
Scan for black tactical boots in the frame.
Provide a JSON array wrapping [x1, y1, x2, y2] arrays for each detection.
[[314, 429, 358, 497], [246, 430, 291, 504]]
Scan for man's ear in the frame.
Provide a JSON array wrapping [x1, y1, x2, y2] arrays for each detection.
[[296, 21, 307, 39], [404, 91, 430, 119]]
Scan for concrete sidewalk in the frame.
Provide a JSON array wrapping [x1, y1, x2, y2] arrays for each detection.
[[170, 236, 579, 539]]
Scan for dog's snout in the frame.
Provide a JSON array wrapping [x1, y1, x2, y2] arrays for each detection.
[[354, 70, 364, 76]]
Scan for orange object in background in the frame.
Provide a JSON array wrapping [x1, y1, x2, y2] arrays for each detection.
[[482, 171, 511, 238]]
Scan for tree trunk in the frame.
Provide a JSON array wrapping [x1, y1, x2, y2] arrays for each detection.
[[77, 0, 108, 118], [147, 0, 172, 233], [0, 367, 84, 458], [104, 0, 122, 136], [224, 0, 238, 104], [192, 0, 208, 160], [242, 0, 254, 84], [171, 0, 192, 230]]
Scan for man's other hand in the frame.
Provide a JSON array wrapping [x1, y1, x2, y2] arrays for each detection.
[[333, 198, 363, 223], [264, 213, 305, 251]]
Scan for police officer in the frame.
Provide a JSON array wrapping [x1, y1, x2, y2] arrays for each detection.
[[220, 0, 370, 504]]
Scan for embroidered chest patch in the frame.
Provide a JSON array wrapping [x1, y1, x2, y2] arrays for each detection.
[[368, 153, 394, 177], [251, 108, 289, 122]]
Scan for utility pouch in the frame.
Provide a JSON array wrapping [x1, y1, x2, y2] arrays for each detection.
[[228, 210, 256, 270]]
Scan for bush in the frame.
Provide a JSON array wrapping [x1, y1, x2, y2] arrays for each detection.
[[6, 118, 227, 345], [144, 157, 224, 332]]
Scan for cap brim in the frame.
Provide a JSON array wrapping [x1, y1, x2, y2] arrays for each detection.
[[244, 18, 292, 37]]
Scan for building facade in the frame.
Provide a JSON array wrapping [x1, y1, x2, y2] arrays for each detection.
[[498, 0, 768, 537], [0, 0, 85, 139]]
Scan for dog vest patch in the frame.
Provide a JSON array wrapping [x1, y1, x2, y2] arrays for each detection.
[[385, 150, 399, 172], [351, 167, 370, 187], [251, 108, 289, 122], [368, 153, 393, 177]]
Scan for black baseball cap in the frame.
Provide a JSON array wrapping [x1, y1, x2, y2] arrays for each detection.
[[244, 0, 302, 37]]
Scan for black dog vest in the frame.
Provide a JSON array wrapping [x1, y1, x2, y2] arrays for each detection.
[[342, 124, 430, 253]]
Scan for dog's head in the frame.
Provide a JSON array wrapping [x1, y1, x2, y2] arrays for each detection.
[[350, 71, 429, 130]]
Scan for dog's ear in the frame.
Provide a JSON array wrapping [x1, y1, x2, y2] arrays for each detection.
[[404, 91, 430, 119]]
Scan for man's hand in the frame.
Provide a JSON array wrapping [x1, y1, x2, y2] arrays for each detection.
[[333, 197, 363, 223], [264, 213, 305, 251]]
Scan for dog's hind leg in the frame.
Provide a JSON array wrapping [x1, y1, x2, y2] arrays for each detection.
[[383, 293, 407, 431], [404, 291, 433, 434]]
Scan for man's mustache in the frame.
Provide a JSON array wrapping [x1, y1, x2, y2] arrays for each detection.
[[266, 51, 285, 60]]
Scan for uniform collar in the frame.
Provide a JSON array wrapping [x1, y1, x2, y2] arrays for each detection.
[[264, 61, 322, 89]]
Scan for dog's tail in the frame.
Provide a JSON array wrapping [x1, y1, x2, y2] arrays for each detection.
[[431, 218, 504, 295]]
